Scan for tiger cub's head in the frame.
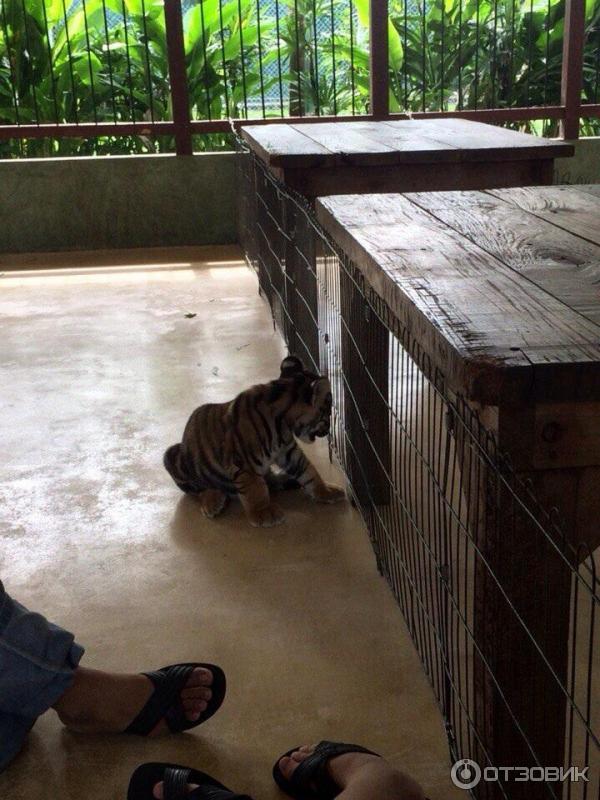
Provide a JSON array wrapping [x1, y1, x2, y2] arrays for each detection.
[[276, 355, 332, 443]]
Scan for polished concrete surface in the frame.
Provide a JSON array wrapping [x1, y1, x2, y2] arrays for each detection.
[[0, 247, 462, 800]]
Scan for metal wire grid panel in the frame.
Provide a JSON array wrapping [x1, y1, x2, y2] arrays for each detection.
[[583, 6, 600, 108], [237, 145, 600, 800], [0, 0, 170, 126], [0, 0, 365, 128], [2, 0, 600, 151], [187, 0, 366, 120]]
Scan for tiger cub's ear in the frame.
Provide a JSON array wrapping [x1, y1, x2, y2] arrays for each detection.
[[311, 376, 331, 407], [280, 355, 304, 377]]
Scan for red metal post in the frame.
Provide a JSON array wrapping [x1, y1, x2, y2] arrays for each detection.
[[163, 0, 193, 155], [560, 0, 585, 140], [369, 0, 389, 118]]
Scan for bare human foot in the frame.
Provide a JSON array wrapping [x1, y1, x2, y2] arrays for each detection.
[[153, 782, 199, 799], [278, 744, 425, 800], [150, 743, 426, 799], [53, 665, 213, 735]]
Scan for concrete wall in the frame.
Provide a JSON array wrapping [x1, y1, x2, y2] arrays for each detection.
[[554, 137, 600, 184], [0, 152, 237, 254], [1, 136, 599, 255]]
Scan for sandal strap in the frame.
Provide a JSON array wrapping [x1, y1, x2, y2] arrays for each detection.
[[290, 741, 379, 799], [125, 664, 195, 736], [164, 767, 193, 800], [189, 791, 254, 800]]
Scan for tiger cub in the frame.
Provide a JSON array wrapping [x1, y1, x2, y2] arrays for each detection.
[[164, 355, 345, 527]]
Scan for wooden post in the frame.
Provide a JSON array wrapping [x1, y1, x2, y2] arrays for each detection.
[[472, 469, 574, 799], [369, 0, 389, 118], [339, 263, 390, 507], [463, 400, 600, 800], [284, 199, 320, 369], [164, 0, 193, 155], [560, 0, 585, 140]]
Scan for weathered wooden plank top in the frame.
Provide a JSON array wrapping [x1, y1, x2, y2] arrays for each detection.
[[241, 119, 574, 169], [316, 186, 600, 405]]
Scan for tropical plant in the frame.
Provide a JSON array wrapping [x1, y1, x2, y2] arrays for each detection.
[[262, 0, 367, 116], [0, 0, 276, 155], [341, 0, 600, 134], [1, 0, 600, 158]]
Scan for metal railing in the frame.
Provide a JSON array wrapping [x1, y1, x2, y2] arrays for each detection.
[[0, 0, 598, 156], [237, 141, 600, 800]]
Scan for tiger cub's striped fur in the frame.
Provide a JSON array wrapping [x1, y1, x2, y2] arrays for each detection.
[[164, 355, 345, 527]]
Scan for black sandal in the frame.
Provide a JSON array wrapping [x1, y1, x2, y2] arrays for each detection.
[[127, 762, 252, 799], [124, 663, 226, 736], [272, 741, 379, 799]]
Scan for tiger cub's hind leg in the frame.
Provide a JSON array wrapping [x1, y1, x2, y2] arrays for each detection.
[[197, 489, 228, 519], [164, 443, 197, 493]]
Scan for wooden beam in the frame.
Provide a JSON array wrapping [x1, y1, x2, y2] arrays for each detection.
[[560, 0, 586, 140], [0, 121, 177, 140], [163, 0, 193, 155], [8, 104, 600, 144], [393, 105, 566, 123], [369, 0, 389, 118]]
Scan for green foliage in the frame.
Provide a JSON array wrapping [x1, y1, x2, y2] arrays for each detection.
[[349, 0, 600, 134], [386, 0, 570, 130], [1, 0, 599, 157], [271, 0, 369, 116], [1, 0, 171, 155]]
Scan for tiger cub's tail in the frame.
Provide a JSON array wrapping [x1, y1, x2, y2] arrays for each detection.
[[163, 443, 196, 493]]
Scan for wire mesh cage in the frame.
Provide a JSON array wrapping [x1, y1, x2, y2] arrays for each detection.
[[237, 139, 600, 800]]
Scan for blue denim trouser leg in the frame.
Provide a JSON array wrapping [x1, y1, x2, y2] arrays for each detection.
[[0, 581, 85, 771]]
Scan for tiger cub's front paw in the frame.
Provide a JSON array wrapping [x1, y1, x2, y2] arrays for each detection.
[[313, 483, 346, 503], [248, 502, 285, 528]]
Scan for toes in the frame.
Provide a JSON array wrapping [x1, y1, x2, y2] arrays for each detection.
[[181, 686, 213, 701], [183, 697, 208, 711], [178, 667, 213, 722], [186, 667, 213, 688], [279, 747, 313, 778], [153, 782, 200, 799], [278, 756, 297, 780], [291, 746, 313, 762]]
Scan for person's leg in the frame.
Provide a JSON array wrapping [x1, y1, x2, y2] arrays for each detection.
[[151, 745, 425, 799], [52, 665, 213, 734], [0, 713, 37, 773], [277, 745, 425, 800], [0, 581, 213, 771], [0, 580, 85, 770]]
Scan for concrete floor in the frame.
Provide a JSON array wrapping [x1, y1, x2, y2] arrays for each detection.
[[0, 246, 462, 800]]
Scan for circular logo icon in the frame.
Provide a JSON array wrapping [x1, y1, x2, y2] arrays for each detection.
[[451, 759, 482, 790]]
